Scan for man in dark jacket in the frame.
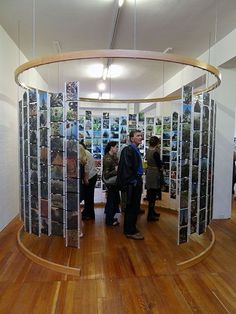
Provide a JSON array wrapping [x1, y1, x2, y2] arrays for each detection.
[[117, 130, 144, 240]]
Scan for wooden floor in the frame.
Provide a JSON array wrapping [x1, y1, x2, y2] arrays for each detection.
[[1, 200, 236, 313]]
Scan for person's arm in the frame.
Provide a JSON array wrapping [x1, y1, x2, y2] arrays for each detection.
[[103, 156, 117, 179], [153, 151, 162, 169]]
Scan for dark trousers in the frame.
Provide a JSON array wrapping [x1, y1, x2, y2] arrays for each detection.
[[124, 178, 143, 235], [147, 188, 158, 217], [105, 186, 120, 225], [83, 174, 97, 219]]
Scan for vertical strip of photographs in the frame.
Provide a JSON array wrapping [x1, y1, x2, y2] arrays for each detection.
[[47, 92, 52, 235], [19, 98, 25, 222], [210, 99, 216, 221], [170, 111, 179, 200], [197, 94, 203, 234], [204, 93, 211, 229], [27, 89, 32, 233], [188, 94, 194, 234], [65, 81, 80, 248], [207, 99, 213, 224], [162, 116, 171, 192], [177, 85, 193, 244], [77, 85, 80, 248], [36, 89, 41, 236], [44, 91, 50, 236], [23, 91, 28, 231]]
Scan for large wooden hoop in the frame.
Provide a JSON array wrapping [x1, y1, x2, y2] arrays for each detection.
[[15, 49, 221, 103]]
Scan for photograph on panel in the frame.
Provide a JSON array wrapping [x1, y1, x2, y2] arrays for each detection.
[[50, 93, 63, 107], [67, 178, 78, 193], [51, 165, 64, 181], [66, 81, 79, 101], [85, 110, 92, 120], [93, 117, 102, 131], [51, 107, 64, 122], [51, 137, 64, 151], [66, 121, 77, 140], [29, 88, 37, 103], [183, 86, 192, 105], [29, 103, 37, 116], [30, 130, 37, 144], [67, 192, 78, 211], [41, 199, 49, 217], [40, 128, 48, 147], [29, 116, 37, 130], [51, 193, 64, 209], [51, 151, 63, 166], [39, 91, 47, 110], [41, 182, 48, 199], [51, 179, 64, 195], [120, 116, 127, 125], [67, 102, 78, 121]]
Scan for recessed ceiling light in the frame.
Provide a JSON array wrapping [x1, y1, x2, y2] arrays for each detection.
[[107, 64, 123, 78], [86, 63, 103, 78], [98, 82, 106, 91], [118, 0, 125, 7]]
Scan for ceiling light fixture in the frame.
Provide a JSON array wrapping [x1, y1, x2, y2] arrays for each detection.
[[98, 82, 106, 91], [118, 0, 125, 8]]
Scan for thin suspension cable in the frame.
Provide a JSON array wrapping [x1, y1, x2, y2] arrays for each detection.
[[32, 0, 36, 58], [133, 0, 137, 50]]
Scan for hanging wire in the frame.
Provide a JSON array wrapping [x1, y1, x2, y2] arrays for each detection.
[[32, 0, 36, 58], [162, 62, 165, 98], [212, 0, 218, 99], [133, 0, 137, 50]]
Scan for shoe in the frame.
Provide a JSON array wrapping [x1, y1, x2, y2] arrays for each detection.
[[126, 232, 144, 240], [147, 215, 159, 221], [106, 219, 120, 226], [82, 216, 95, 220], [112, 220, 120, 226], [138, 208, 145, 215], [154, 212, 160, 217]]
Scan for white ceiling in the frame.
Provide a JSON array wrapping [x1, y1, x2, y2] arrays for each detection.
[[1, 0, 236, 100]]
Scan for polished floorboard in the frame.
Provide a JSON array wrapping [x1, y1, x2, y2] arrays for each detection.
[[1, 201, 236, 313]]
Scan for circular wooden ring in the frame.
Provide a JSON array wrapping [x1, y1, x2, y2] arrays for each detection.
[[15, 49, 221, 103]]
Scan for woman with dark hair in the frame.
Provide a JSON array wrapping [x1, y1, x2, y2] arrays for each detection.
[[146, 136, 162, 221], [103, 141, 120, 226]]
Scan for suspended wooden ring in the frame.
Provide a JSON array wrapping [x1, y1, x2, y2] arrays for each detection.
[[15, 49, 221, 103]]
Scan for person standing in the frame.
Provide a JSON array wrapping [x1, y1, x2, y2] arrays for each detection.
[[117, 130, 144, 240], [145, 136, 162, 221], [80, 141, 98, 220], [103, 141, 120, 226]]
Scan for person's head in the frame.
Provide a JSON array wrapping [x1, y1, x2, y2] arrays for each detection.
[[129, 130, 143, 146], [104, 141, 118, 155], [79, 144, 87, 165], [149, 136, 160, 148]]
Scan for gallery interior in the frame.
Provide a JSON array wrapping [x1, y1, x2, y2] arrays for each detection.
[[1, 0, 236, 312]]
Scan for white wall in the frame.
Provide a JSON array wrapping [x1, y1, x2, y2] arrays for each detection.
[[213, 68, 236, 218], [0, 26, 22, 231], [0, 26, 48, 231]]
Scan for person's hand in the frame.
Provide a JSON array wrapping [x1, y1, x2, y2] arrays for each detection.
[[84, 178, 89, 185]]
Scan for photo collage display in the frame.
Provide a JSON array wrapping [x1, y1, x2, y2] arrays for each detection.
[[178, 86, 216, 244], [19, 82, 216, 246]]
